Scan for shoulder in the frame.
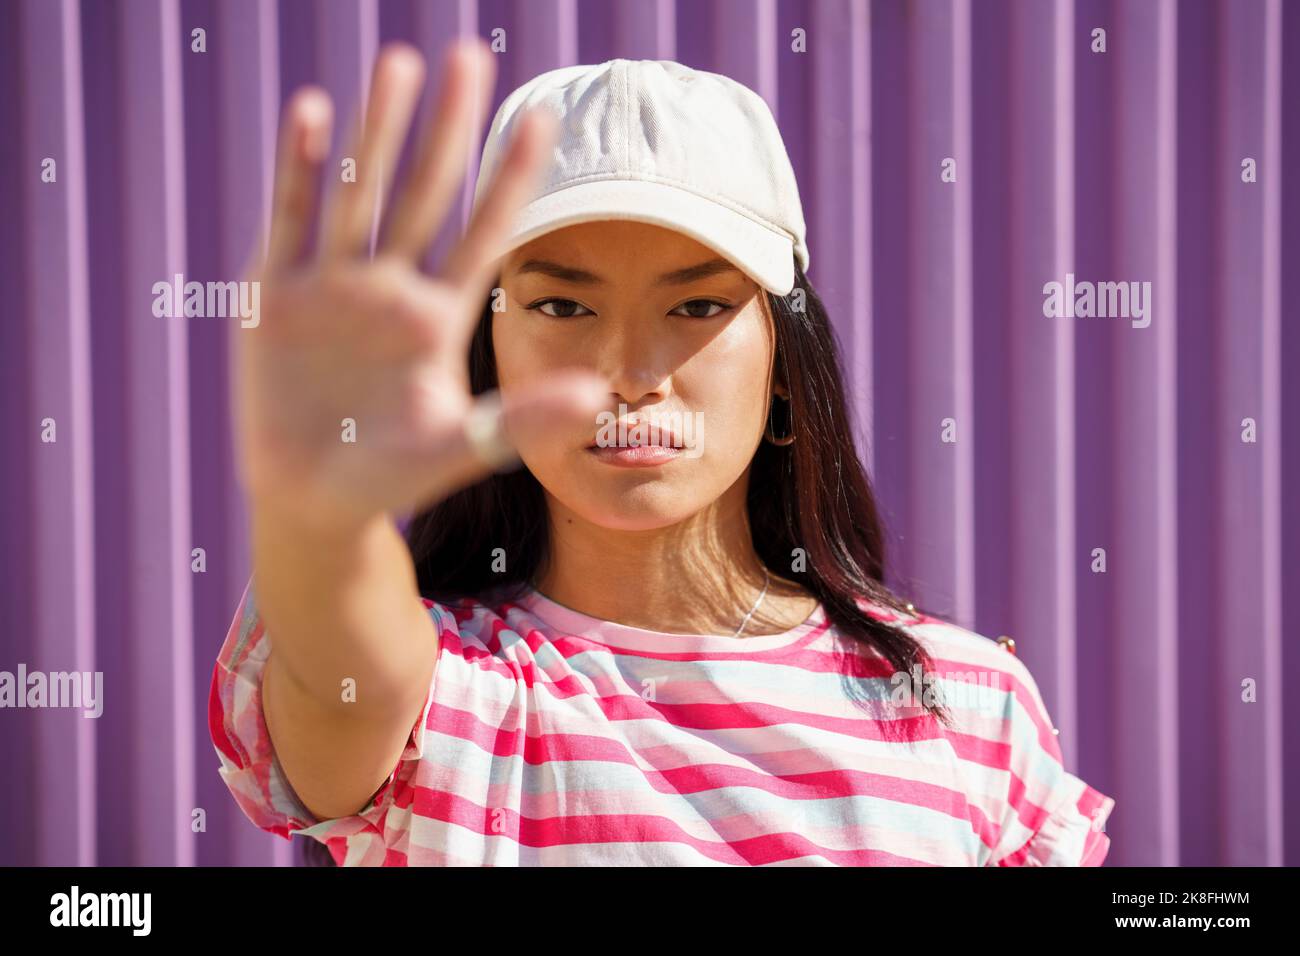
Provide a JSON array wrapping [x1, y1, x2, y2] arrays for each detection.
[[848, 600, 1063, 755], [871, 608, 1115, 864], [908, 613, 1037, 694], [416, 584, 534, 654], [856, 598, 1036, 699]]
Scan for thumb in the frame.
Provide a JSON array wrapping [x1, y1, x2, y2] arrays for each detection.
[[498, 369, 612, 458], [429, 370, 610, 495]]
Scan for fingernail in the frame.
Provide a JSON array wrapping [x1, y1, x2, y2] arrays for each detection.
[[295, 90, 331, 161], [384, 43, 424, 79]]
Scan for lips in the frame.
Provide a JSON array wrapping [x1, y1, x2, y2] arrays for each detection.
[[586, 418, 686, 450], [584, 416, 692, 468], [586, 444, 682, 467]]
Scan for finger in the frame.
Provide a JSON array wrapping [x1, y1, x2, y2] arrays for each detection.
[[262, 87, 333, 276], [422, 370, 610, 500], [380, 37, 496, 262], [319, 43, 426, 261], [435, 105, 558, 309]]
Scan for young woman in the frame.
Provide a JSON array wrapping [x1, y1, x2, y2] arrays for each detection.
[[209, 38, 1114, 866]]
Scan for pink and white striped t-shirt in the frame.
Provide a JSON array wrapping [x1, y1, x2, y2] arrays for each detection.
[[208, 579, 1115, 866]]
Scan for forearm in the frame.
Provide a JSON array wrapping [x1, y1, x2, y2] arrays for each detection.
[[250, 502, 436, 720]]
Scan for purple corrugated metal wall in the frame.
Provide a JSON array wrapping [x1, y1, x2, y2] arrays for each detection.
[[0, 0, 1294, 867]]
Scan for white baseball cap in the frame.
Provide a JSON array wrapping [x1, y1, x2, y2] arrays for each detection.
[[471, 58, 810, 296]]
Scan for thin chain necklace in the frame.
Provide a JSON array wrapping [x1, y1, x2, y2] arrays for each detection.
[[732, 566, 771, 639]]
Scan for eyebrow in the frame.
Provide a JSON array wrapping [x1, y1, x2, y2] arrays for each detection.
[[513, 257, 742, 287]]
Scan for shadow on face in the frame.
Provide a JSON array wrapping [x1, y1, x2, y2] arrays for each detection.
[[492, 220, 778, 532]]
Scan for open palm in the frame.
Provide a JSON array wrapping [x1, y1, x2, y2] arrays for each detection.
[[235, 40, 607, 530]]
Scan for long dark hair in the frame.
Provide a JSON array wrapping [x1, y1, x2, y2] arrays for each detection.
[[300, 256, 952, 868], [412, 256, 951, 717]]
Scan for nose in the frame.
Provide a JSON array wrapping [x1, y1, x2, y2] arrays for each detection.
[[593, 314, 672, 408]]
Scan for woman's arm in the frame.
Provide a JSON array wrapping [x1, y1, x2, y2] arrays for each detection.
[[256, 509, 435, 821], [232, 40, 606, 826]]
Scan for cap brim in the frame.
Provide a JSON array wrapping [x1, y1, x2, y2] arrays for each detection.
[[496, 179, 797, 296]]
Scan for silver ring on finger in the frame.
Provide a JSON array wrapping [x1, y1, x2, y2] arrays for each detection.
[[463, 393, 519, 471]]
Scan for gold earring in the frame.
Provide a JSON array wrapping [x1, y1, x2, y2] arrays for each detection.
[[765, 394, 795, 446]]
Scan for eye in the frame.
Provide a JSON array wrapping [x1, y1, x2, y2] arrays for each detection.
[[527, 297, 594, 318], [670, 299, 731, 319]]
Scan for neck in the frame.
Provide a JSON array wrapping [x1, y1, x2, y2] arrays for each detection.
[[532, 477, 787, 636]]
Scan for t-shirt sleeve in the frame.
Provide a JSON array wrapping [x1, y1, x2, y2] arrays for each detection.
[[207, 577, 444, 849], [984, 658, 1115, 867]]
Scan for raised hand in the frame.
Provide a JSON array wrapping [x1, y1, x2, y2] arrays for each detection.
[[234, 39, 608, 531]]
